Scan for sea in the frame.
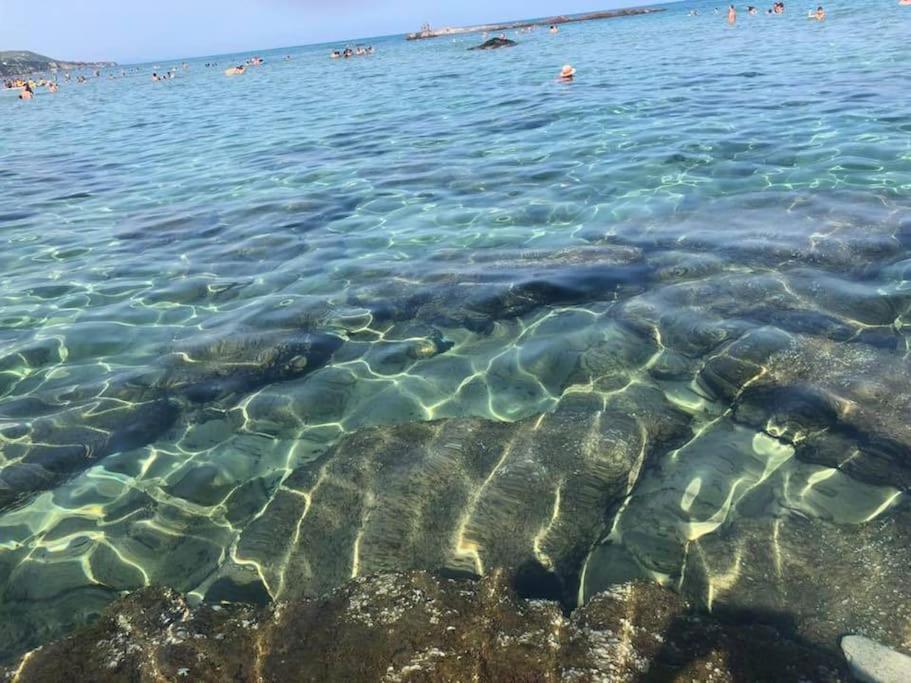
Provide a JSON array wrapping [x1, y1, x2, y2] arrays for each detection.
[[1, 0, 910, 664]]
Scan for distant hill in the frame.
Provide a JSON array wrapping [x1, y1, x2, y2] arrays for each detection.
[[0, 50, 116, 79]]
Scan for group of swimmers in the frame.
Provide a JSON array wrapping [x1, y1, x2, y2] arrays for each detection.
[[330, 45, 375, 59], [4, 78, 57, 99], [224, 56, 264, 76], [725, 2, 828, 23]]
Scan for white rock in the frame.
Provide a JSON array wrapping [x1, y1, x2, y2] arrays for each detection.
[[841, 635, 911, 683]]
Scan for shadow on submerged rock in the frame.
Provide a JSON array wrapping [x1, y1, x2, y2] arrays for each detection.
[[4, 573, 851, 682], [349, 255, 651, 334], [0, 331, 346, 512], [0, 398, 180, 512]]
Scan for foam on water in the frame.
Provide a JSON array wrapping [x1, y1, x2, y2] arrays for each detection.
[[1, 0, 911, 663]]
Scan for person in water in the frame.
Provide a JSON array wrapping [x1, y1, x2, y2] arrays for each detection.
[[901, 0, 911, 6], [19, 83, 34, 100], [558, 65, 576, 82], [748, 5, 758, 15], [728, 4, 737, 23], [331, 50, 341, 59], [815, 5, 826, 19], [225, 65, 245, 76], [48, 82, 58, 93], [549, 24, 559, 33]]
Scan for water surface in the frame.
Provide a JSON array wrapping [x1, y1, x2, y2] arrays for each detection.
[[1, 0, 910, 663]]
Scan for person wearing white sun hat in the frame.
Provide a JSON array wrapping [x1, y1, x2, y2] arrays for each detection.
[[558, 65, 576, 81]]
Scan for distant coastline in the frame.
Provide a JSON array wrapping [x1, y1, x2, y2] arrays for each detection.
[[406, 6, 665, 40], [0, 50, 115, 80]]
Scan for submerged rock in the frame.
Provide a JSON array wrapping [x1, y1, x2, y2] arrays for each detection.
[[218, 390, 690, 607], [582, 415, 911, 654], [348, 248, 649, 333], [733, 335, 911, 489], [140, 329, 346, 405], [5, 573, 849, 682]]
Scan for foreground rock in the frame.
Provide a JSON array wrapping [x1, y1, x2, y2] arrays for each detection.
[[5, 572, 849, 682], [842, 635, 911, 683]]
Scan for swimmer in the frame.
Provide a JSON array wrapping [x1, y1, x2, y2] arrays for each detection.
[[224, 65, 245, 76], [48, 82, 58, 93], [549, 24, 559, 33], [815, 5, 826, 19], [558, 64, 576, 82], [748, 5, 758, 15], [19, 83, 34, 100], [151, 72, 159, 81], [331, 50, 341, 59], [728, 4, 737, 23]]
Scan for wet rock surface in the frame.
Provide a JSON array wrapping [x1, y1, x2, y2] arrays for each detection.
[[5, 572, 850, 683]]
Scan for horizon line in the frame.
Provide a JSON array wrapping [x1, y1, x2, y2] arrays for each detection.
[[9, 1, 680, 67]]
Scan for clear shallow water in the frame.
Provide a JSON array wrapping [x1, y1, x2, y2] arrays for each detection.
[[1, 0, 911, 663]]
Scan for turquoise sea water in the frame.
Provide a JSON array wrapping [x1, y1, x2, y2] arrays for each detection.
[[2, 0, 911, 663]]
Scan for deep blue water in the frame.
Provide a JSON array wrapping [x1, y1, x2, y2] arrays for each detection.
[[1, 0, 910, 663]]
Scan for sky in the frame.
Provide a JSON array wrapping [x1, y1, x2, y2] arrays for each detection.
[[0, 0, 658, 64]]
